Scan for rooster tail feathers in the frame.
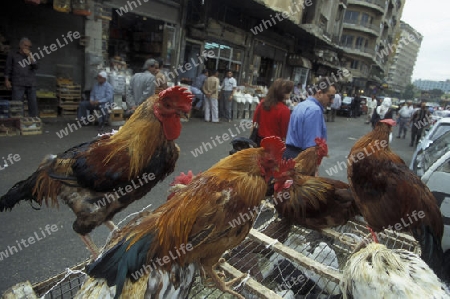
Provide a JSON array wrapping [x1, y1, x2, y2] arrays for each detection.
[[412, 224, 445, 280], [86, 233, 155, 297], [0, 172, 39, 211]]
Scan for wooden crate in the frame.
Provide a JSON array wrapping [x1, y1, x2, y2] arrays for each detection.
[[57, 84, 81, 97], [110, 108, 123, 121], [0, 118, 20, 137], [20, 117, 42, 135], [60, 106, 78, 116]]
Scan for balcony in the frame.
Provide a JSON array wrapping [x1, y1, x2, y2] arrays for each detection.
[[343, 19, 381, 37], [347, 0, 386, 14]]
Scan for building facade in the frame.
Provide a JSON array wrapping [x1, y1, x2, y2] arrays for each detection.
[[386, 21, 423, 96], [414, 79, 450, 93]]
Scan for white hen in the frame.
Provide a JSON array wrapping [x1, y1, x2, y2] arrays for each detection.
[[340, 242, 449, 299]]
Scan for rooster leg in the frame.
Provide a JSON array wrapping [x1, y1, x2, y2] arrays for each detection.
[[203, 265, 245, 299], [104, 220, 118, 231], [79, 234, 99, 259]]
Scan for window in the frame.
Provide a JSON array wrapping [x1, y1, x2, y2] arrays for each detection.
[[344, 10, 359, 22], [350, 60, 359, 69], [341, 35, 354, 47], [361, 13, 373, 26], [355, 37, 366, 50]]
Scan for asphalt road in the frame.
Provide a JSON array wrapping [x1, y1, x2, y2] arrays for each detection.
[[0, 113, 416, 294]]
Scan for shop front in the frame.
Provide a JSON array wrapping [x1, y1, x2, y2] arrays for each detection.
[[251, 40, 286, 87], [287, 54, 313, 90]]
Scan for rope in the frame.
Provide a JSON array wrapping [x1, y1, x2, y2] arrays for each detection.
[[39, 268, 87, 299], [116, 203, 153, 227], [232, 272, 251, 291]]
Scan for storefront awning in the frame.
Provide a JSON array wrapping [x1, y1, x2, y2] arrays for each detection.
[[287, 55, 312, 69]]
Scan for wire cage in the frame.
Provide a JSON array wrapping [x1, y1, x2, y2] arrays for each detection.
[[23, 200, 421, 299]]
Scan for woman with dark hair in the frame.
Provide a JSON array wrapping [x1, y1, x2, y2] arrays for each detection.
[[251, 78, 293, 145]]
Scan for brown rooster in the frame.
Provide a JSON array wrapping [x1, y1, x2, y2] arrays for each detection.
[[293, 137, 328, 176], [75, 137, 294, 299], [347, 118, 445, 279], [0, 86, 193, 258]]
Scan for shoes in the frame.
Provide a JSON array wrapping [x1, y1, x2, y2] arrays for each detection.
[[212, 121, 221, 124], [396, 136, 401, 139]]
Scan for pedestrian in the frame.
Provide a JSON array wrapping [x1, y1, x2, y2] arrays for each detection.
[[251, 78, 293, 145], [202, 69, 220, 123], [365, 95, 378, 124], [220, 70, 237, 122], [190, 69, 208, 110], [352, 94, 361, 117], [371, 97, 394, 129], [153, 59, 168, 93], [396, 100, 414, 139], [284, 77, 336, 167], [126, 59, 157, 113], [327, 89, 341, 122], [409, 101, 431, 147], [77, 71, 114, 129], [4, 37, 39, 117]]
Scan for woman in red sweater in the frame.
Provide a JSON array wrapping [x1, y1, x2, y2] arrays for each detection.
[[252, 78, 293, 144]]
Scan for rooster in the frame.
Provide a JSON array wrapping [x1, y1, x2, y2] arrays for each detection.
[[340, 242, 449, 299], [347, 118, 445, 279], [0, 86, 193, 258], [75, 136, 294, 299]]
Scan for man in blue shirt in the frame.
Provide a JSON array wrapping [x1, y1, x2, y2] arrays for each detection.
[[284, 78, 336, 161], [77, 71, 114, 128]]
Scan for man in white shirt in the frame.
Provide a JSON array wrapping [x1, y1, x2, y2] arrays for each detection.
[[220, 70, 237, 122], [327, 91, 341, 122], [365, 95, 378, 124], [396, 100, 414, 138]]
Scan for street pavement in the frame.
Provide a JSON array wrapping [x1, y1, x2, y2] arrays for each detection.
[[0, 113, 416, 293]]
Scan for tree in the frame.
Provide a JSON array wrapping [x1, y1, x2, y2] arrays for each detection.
[[402, 84, 415, 100], [429, 88, 444, 99]]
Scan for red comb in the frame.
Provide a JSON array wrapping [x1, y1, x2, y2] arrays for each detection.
[[260, 136, 286, 161], [273, 159, 295, 177], [379, 119, 396, 126], [158, 86, 195, 104], [315, 137, 328, 158], [170, 170, 196, 186]]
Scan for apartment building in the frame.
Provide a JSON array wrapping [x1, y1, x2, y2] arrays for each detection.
[[387, 21, 423, 96], [414, 79, 450, 93]]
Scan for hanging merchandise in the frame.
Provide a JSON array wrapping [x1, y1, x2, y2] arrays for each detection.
[[72, 0, 91, 16], [53, 0, 71, 13]]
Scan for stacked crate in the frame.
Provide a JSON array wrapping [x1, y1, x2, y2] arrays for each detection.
[[20, 117, 42, 135], [0, 100, 9, 119], [36, 75, 58, 118], [0, 118, 20, 137], [58, 83, 81, 116], [9, 101, 24, 118]]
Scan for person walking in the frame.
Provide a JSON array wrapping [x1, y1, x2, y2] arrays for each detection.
[[371, 97, 394, 129], [220, 70, 237, 122], [202, 69, 220, 123], [396, 100, 414, 139], [251, 78, 293, 145], [126, 59, 157, 113], [327, 90, 341, 122], [4, 37, 39, 117], [190, 69, 208, 110], [410, 101, 431, 147], [77, 71, 114, 128], [284, 77, 336, 162], [365, 95, 378, 124]]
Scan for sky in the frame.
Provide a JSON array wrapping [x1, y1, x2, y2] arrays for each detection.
[[401, 0, 450, 81]]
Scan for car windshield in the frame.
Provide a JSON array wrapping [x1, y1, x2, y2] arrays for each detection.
[[418, 130, 450, 174], [430, 123, 450, 141], [342, 97, 352, 104]]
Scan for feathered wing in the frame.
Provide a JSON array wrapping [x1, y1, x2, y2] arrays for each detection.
[[275, 175, 358, 230], [348, 153, 444, 278]]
